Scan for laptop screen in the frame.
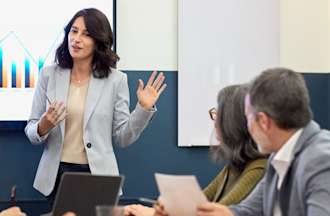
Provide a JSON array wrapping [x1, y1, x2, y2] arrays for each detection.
[[52, 172, 124, 216]]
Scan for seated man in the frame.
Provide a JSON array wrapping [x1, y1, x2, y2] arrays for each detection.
[[126, 84, 267, 216], [195, 68, 330, 216]]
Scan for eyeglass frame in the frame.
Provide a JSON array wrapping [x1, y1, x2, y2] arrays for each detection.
[[208, 107, 217, 121]]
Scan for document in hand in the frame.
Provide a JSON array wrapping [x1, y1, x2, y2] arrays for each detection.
[[155, 173, 208, 216]]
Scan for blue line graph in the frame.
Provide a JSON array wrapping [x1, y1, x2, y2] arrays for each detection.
[[0, 30, 62, 67]]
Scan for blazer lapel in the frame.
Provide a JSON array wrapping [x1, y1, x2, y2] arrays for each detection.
[[55, 68, 70, 141], [83, 75, 105, 130], [265, 162, 279, 216], [277, 121, 320, 216], [279, 167, 293, 216]]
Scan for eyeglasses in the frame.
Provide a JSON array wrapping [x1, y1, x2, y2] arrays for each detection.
[[209, 107, 217, 121]]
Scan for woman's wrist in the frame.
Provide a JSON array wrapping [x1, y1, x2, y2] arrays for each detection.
[[139, 102, 153, 111]]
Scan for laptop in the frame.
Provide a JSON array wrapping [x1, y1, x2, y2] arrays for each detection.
[[50, 172, 124, 216]]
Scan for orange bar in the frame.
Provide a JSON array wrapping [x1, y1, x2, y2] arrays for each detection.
[[2, 67, 7, 88], [16, 69, 22, 88], [30, 70, 35, 88]]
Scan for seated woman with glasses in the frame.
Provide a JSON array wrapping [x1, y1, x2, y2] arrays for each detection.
[[125, 84, 267, 216]]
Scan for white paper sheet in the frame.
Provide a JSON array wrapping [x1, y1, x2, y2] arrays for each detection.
[[155, 173, 208, 216]]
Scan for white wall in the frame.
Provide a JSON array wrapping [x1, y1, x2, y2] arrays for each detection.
[[280, 0, 330, 73], [116, 0, 177, 71]]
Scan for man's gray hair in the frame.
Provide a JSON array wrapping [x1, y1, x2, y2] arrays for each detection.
[[249, 67, 312, 129]]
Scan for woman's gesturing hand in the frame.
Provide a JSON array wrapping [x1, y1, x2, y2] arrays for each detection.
[[38, 101, 67, 136], [137, 71, 167, 110]]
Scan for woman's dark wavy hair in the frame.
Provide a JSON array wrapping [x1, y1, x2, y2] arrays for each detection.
[[211, 85, 264, 172], [55, 8, 119, 78]]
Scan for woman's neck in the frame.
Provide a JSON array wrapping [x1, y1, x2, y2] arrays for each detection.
[[72, 60, 92, 77], [71, 60, 93, 85]]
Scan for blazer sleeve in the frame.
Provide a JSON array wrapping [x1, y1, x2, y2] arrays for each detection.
[[303, 144, 330, 215], [229, 176, 265, 216], [112, 73, 156, 147], [24, 67, 50, 145]]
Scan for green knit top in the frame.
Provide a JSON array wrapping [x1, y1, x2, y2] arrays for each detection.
[[203, 158, 267, 206]]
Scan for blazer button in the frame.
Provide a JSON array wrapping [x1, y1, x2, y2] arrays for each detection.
[[86, 143, 92, 148]]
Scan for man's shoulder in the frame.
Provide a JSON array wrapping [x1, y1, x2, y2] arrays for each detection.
[[296, 128, 330, 173], [303, 128, 330, 156], [297, 121, 330, 158]]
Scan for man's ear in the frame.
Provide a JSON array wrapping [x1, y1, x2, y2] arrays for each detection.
[[256, 112, 271, 131]]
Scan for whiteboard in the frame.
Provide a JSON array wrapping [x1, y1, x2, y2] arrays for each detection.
[[116, 0, 177, 71], [178, 0, 280, 146]]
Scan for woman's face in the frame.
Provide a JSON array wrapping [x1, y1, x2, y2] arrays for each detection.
[[68, 16, 95, 63]]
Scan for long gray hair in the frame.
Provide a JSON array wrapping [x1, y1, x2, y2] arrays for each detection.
[[211, 85, 264, 172]]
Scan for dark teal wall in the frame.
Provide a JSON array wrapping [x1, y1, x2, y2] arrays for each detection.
[[0, 72, 329, 201], [303, 73, 330, 129]]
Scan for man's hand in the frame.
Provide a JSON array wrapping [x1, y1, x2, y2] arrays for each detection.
[[197, 203, 234, 216]]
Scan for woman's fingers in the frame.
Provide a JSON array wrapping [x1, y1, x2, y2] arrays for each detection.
[[56, 110, 67, 124], [138, 71, 166, 95], [137, 79, 144, 92], [44, 101, 66, 124], [146, 71, 157, 86], [152, 72, 165, 91], [157, 83, 167, 95], [57, 103, 66, 117], [46, 101, 57, 114]]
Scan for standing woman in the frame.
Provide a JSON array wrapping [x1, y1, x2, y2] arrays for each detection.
[[25, 8, 166, 207]]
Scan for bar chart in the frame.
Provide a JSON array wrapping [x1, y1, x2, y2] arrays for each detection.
[[0, 31, 48, 89]]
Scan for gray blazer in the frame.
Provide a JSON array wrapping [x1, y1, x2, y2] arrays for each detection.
[[25, 65, 155, 196], [230, 121, 330, 216]]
